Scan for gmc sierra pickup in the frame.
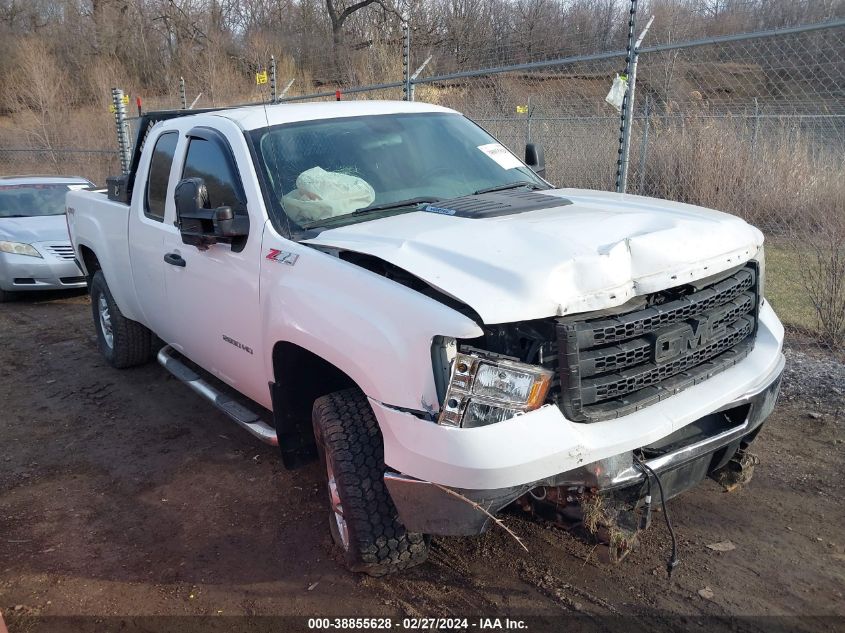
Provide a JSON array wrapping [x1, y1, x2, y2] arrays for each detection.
[[67, 100, 784, 575]]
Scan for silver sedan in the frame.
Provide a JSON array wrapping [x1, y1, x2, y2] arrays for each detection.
[[0, 175, 93, 302]]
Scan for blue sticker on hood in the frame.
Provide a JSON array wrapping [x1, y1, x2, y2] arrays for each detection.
[[422, 205, 457, 216]]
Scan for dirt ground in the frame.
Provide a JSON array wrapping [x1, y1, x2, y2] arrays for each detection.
[[1, 292, 843, 632]]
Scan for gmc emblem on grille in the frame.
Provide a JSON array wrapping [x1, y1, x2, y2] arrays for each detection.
[[652, 307, 732, 364]]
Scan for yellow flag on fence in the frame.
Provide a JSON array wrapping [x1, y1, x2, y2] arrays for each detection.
[[516, 105, 529, 114], [256, 70, 268, 85], [108, 94, 130, 113]]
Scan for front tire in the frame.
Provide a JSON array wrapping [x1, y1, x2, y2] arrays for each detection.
[[312, 388, 429, 576], [90, 271, 152, 368]]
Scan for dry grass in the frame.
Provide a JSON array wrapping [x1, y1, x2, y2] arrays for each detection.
[[636, 115, 843, 231], [766, 243, 819, 333], [580, 493, 605, 534]]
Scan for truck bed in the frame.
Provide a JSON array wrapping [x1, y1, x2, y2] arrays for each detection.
[[66, 189, 144, 322]]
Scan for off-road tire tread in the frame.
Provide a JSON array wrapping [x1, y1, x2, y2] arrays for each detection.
[[313, 388, 429, 576], [91, 271, 152, 368]]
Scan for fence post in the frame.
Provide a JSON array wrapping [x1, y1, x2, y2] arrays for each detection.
[[402, 13, 411, 101], [270, 55, 278, 103], [614, 0, 638, 193], [636, 94, 651, 194], [751, 97, 760, 158], [111, 88, 131, 175], [526, 95, 532, 144], [179, 77, 187, 109], [616, 10, 654, 193]]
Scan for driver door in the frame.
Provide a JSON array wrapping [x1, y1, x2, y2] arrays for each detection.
[[162, 125, 268, 407]]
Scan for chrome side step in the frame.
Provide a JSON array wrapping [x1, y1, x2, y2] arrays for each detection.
[[157, 345, 278, 445]]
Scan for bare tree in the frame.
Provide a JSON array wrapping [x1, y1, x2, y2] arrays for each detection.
[[324, 0, 400, 81], [326, 0, 398, 46]]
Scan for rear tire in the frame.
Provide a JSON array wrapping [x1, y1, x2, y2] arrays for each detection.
[[90, 270, 152, 368], [312, 388, 429, 576], [0, 288, 9, 303]]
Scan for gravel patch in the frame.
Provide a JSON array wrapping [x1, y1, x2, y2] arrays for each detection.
[[780, 345, 845, 416]]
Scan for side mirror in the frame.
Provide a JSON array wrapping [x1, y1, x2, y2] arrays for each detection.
[[174, 178, 249, 249], [525, 143, 546, 179], [175, 177, 216, 248], [213, 206, 249, 238]]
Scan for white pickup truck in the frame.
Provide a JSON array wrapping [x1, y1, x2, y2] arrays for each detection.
[[67, 100, 784, 575]]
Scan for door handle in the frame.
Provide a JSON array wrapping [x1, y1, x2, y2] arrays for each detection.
[[163, 252, 186, 267]]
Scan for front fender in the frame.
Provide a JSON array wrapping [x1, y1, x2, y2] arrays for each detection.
[[259, 227, 482, 413]]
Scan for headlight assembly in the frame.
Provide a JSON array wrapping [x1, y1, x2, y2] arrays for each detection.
[[0, 241, 41, 258], [438, 350, 553, 428]]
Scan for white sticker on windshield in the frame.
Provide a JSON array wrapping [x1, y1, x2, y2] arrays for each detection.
[[67, 184, 88, 191], [477, 143, 522, 170]]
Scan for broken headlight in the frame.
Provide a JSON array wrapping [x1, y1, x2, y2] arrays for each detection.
[[438, 351, 553, 428]]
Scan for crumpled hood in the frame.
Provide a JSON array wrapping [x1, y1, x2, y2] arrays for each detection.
[[304, 188, 764, 324], [0, 215, 71, 244]]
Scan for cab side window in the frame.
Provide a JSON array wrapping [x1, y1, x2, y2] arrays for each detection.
[[181, 137, 246, 212], [144, 132, 179, 221]]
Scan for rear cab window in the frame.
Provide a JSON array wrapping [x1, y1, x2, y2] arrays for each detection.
[[145, 132, 179, 221]]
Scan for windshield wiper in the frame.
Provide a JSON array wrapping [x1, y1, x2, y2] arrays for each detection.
[[300, 197, 441, 230], [351, 196, 442, 215], [474, 181, 543, 195]]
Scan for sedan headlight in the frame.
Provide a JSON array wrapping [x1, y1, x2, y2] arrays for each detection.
[[0, 241, 42, 258], [438, 351, 553, 428]]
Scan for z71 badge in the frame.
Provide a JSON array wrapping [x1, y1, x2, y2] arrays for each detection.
[[266, 249, 299, 265]]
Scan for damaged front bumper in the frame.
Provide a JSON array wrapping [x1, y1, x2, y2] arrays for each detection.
[[383, 324, 784, 536]]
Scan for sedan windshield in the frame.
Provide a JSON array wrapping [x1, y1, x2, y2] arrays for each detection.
[[250, 113, 547, 229], [0, 184, 77, 218]]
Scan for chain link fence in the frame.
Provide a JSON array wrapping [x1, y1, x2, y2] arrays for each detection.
[[0, 148, 118, 187], [1, 18, 842, 359]]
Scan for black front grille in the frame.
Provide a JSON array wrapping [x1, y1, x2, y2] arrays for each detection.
[[556, 265, 760, 422]]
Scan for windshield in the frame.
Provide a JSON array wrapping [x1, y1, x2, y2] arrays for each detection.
[[250, 112, 547, 229], [0, 184, 80, 218]]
